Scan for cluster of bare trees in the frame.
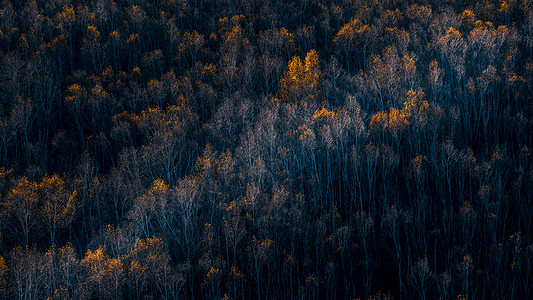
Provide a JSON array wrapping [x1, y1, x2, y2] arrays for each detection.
[[0, 0, 532, 299]]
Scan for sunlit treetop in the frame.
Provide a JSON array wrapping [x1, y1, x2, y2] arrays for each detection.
[[402, 89, 430, 119], [277, 49, 321, 103], [312, 107, 336, 122], [334, 18, 370, 44]]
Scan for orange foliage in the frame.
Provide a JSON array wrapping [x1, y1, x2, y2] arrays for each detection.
[[334, 18, 370, 45], [369, 111, 389, 133], [388, 107, 409, 133], [277, 49, 321, 102]]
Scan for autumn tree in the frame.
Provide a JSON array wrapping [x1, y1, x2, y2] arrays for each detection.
[[172, 176, 200, 259], [333, 17, 371, 73], [127, 236, 177, 299], [0, 1, 531, 299], [247, 236, 274, 300], [277, 49, 322, 103], [38, 174, 77, 246], [54, 4, 76, 72], [177, 30, 205, 69], [258, 27, 295, 59], [3, 177, 39, 246], [0, 256, 8, 297], [131, 179, 170, 238], [82, 25, 106, 72], [82, 246, 125, 300], [41, 243, 80, 298]]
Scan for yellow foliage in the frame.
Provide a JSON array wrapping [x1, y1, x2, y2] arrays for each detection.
[[109, 30, 120, 40], [65, 83, 86, 104], [334, 18, 369, 45], [91, 83, 110, 98], [278, 49, 321, 102], [218, 14, 245, 32], [509, 231, 521, 240], [195, 143, 217, 176], [409, 155, 427, 175], [133, 236, 165, 255], [0, 256, 8, 294], [141, 179, 169, 203], [105, 257, 124, 276], [304, 49, 321, 88], [279, 27, 294, 43], [6, 177, 39, 207], [39, 174, 77, 221], [83, 246, 107, 272], [129, 236, 169, 282], [438, 27, 463, 51], [129, 260, 146, 277], [287, 56, 304, 82], [498, 1, 510, 14], [207, 266, 221, 280], [86, 25, 100, 39], [202, 63, 218, 77], [229, 265, 244, 280], [384, 27, 410, 47], [53, 286, 70, 299], [297, 124, 315, 143], [18, 33, 28, 48], [369, 111, 388, 133], [216, 149, 235, 180], [56, 5, 76, 27], [52, 34, 66, 46], [506, 72, 523, 86], [178, 30, 205, 52], [126, 33, 140, 44], [102, 65, 114, 79], [259, 237, 274, 248], [402, 89, 429, 118], [477, 65, 499, 90], [462, 9, 477, 27], [0, 167, 12, 179], [406, 4, 432, 22], [129, 5, 142, 14], [223, 25, 249, 49], [369, 89, 433, 135], [112, 111, 140, 124], [312, 107, 336, 122], [388, 107, 409, 132]]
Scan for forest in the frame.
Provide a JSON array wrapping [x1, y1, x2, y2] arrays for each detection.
[[0, 0, 532, 299]]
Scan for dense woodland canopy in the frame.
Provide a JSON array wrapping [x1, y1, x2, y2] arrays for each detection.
[[0, 0, 532, 299]]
